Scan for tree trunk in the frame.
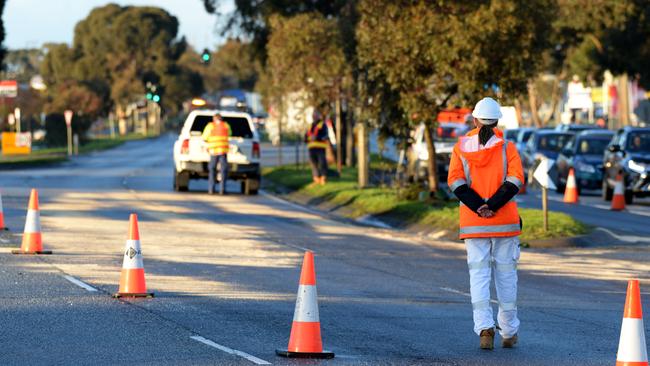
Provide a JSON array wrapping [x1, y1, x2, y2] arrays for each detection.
[[345, 108, 354, 166], [278, 96, 283, 166], [335, 94, 342, 173], [527, 81, 542, 128], [357, 115, 369, 188], [619, 73, 630, 128], [514, 98, 525, 126], [423, 121, 438, 193]]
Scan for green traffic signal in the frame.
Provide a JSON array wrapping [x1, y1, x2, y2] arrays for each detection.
[[152, 95, 161, 103], [146, 92, 153, 100], [201, 48, 211, 64]]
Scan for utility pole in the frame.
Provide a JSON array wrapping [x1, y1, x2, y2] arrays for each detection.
[[357, 112, 368, 188]]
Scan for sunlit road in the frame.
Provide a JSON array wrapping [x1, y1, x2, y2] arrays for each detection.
[[1, 135, 650, 365]]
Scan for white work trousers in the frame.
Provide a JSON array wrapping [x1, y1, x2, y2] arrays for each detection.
[[465, 236, 520, 338]]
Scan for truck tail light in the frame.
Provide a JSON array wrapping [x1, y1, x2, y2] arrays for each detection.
[[180, 139, 190, 154], [252, 142, 260, 159]]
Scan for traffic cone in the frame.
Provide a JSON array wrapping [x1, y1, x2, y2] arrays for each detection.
[[612, 174, 626, 211], [616, 279, 648, 366], [12, 189, 52, 255], [0, 190, 8, 231], [563, 168, 579, 203], [276, 251, 334, 359], [113, 214, 153, 298]]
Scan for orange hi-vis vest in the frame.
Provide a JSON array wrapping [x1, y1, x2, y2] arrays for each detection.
[[307, 122, 328, 149], [202, 121, 231, 155], [447, 128, 524, 239]]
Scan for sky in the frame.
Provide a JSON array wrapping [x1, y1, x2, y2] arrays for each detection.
[[3, 0, 235, 51]]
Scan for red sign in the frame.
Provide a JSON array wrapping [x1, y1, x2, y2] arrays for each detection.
[[0, 80, 18, 98], [64, 110, 74, 126]]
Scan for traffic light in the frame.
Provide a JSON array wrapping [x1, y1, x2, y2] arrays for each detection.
[[201, 48, 211, 64], [152, 95, 161, 103]]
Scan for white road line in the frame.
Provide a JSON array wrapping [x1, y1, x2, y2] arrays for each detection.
[[190, 336, 271, 365], [63, 275, 98, 292], [595, 228, 650, 244], [439, 286, 498, 304], [260, 190, 319, 215]]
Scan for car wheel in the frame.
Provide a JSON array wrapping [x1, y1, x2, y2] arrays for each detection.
[[241, 179, 260, 195], [625, 190, 634, 205], [556, 183, 566, 194], [602, 179, 613, 201], [174, 170, 189, 192]]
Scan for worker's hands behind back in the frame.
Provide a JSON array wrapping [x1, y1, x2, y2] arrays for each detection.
[[477, 204, 495, 218]]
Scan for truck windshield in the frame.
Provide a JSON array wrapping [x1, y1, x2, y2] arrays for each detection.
[[190, 115, 253, 138]]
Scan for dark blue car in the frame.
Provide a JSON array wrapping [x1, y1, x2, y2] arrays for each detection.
[[555, 130, 614, 192]]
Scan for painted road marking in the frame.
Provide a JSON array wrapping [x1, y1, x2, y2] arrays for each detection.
[[63, 275, 98, 292], [595, 228, 650, 244], [439, 286, 498, 305], [190, 336, 271, 365]]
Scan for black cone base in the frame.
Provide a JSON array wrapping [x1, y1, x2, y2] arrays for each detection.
[[275, 348, 335, 359], [11, 249, 52, 255]]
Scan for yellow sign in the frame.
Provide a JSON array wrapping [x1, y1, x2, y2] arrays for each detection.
[[591, 88, 604, 104], [1, 132, 31, 155]]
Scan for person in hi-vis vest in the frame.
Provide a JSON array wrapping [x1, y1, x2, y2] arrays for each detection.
[[447, 97, 524, 350], [202, 113, 231, 195], [305, 110, 332, 185]]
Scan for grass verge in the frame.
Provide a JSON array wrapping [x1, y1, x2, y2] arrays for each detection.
[[263, 165, 589, 243], [0, 133, 151, 168]]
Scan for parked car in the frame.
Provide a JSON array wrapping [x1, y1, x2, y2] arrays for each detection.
[[514, 127, 535, 155], [406, 122, 464, 184], [172, 109, 261, 194], [522, 130, 574, 179], [602, 127, 650, 204], [504, 128, 520, 142], [555, 130, 614, 192], [555, 124, 602, 133]]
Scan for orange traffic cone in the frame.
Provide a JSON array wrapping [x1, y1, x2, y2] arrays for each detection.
[[113, 214, 153, 298], [0, 190, 8, 231], [563, 168, 579, 203], [616, 279, 648, 366], [276, 251, 334, 359], [612, 174, 626, 211], [12, 189, 52, 255]]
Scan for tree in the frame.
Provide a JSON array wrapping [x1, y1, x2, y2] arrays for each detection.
[[356, 0, 555, 193], [0, 0, 6, 67]]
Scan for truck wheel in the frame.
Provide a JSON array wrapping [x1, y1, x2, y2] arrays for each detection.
[[241, 179, 260, 195], [602, 180, 613, 201], [174, 170, 189, 192]]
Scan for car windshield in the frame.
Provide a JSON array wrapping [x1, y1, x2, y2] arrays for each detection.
[[577, 137, 611, 155], [626, 132, 650, 152], [519, 130, 533, 143], [537, 133, 572, 152], [190, 115, 253, 138], [505, 130, 518, 141]]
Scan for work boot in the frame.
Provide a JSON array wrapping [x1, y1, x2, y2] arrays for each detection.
[[479, 328, 495, 350], [502, 334, 518, 348]]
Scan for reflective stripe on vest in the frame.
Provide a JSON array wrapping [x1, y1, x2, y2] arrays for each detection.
[[307, 122, 328, 149], [206, 122, 230, 154], [460, 155, 471, 187], [459, 223, 521, 235]]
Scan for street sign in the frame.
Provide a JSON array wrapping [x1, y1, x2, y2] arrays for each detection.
[[0, 80, 18, 98], [64, 110, 74, 126], [533, 158, 557, 190]]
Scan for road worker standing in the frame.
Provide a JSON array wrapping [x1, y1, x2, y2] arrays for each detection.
[[202, 113, 231, 195], [447, 97, 524, 350], [305, 110, 331, 185]]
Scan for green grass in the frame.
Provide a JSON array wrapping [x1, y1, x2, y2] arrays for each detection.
[[263, 165, 589, 242], [0, 133, 150, 167]]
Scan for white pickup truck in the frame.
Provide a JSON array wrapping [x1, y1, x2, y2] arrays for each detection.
[[172, 109, 261, 195]]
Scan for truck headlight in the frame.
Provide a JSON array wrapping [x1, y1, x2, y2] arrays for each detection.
[[628, 160, 647, 174]]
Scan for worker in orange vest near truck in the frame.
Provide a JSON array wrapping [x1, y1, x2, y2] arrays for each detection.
[[305, 110, 331, 185], [202, 113, 231, 195], [447, 97, 525, 350]]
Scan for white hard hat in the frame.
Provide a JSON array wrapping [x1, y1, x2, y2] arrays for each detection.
[[472, 97, 502, 120]]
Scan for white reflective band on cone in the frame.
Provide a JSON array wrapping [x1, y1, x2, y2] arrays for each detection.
[[121, 239, 144, 269], [293, 285, 320, 322], [615, 180, 625, 195], [617, 318, 648, 362], [23, 210, 41, 233]]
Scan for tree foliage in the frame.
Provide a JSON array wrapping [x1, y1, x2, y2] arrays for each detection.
[[265, 13, 348, 108], [0, 0, 6, 68], [41, 4, 203, 116]]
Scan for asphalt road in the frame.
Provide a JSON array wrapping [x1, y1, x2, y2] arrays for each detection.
[[1, 134, 650, 365]]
